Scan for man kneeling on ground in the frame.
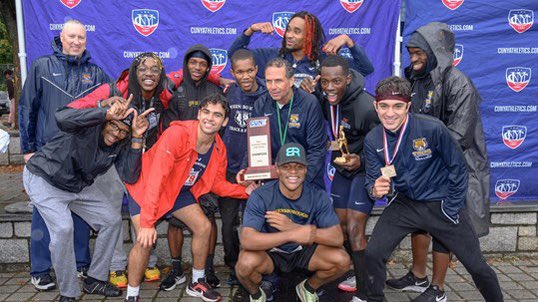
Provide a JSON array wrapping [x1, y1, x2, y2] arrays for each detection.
[[236, 143, 350, 302]]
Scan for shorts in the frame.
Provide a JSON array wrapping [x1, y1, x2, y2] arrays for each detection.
[[331, 171, 374, 215], [267, 244, 318, 275], [168, 193, 218, 229], [127, 190, 197, 220]]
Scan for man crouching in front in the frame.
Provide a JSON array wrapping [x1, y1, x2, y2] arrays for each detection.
[[236, 143, 350, 302]]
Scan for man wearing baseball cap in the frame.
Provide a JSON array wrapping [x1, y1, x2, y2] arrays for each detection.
[[236, 143, 349, 302], [362, 76, 502, 302]]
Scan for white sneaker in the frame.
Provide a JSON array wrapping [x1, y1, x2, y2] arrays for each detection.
[[338, 276, 356, 292], [350, 296, 367, 302]]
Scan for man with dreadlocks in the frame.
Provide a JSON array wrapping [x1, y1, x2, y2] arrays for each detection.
[[228, 11, 373, 93], [68, 52, 173, 287]]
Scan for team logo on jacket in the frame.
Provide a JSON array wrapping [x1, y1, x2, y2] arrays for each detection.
[[201, 0, 226, 12], [209, 48, 228, 74], [505, 67, 531, 92], [412, 137, 432, 160], [288, 114, 301, 128], [132, 9, 159, 37], [273, 12, 294, 37], [495, 179, 520, 200], [327, 163, 335, 182], [234, 111, 250, 128], [60, 0, 81, 9], [508, 9, 534, 33], [452, 44, 463, 66], [442, 0, 464, 10], [502, 125, 527, 149], [339, 0, 364, 13], [81, 73, 92, 84]]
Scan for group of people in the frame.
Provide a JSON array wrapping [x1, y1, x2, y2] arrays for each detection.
[[16, 10, 500, 302]]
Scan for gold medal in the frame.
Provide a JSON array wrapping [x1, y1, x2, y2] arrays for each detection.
[[380, 165, 397, 178]]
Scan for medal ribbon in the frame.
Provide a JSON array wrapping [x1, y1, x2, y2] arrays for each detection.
[[329, 104, 339, 140], [382, 114, 409, 166], [276, 94, 294, 146]]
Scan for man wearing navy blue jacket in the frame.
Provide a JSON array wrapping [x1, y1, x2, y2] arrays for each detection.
[[18, 20, 110, 291], [363, 76, 502, 302], [219, 49, 267, 284], [228, 11, 373, 93], [239, 57, 327, 189]]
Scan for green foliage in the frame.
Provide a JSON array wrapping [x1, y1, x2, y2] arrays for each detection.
[[0, 21, 13, 64]]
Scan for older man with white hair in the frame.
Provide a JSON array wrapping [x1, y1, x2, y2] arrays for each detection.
[[19, 19, 111, 291]]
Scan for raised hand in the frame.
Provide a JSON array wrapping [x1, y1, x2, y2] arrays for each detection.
[[299, 75, 320, 94], [131, 108, 155, 138], [106, 94, 134, 121], [246, 22, 274, 36], [322, 34, 354, 55]]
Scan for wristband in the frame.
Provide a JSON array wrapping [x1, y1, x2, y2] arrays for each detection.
[[131, 137, 143, 144]]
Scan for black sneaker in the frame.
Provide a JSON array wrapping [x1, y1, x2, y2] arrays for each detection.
[[59, 296, 75, 302], [31, 274, 56, 291], [159, 269, 187, 291], [386, 271, 429, 292], [260, 280, 274, 302], [206, 267, 221, 288], [412, 285, 447, 302], [83, 278, 122, 297], [124, 296, 140, 302], [186, 278, 221, 302]]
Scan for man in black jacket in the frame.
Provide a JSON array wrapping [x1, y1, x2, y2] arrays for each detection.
[[317, 56, 378, 301], [387, 22, 490, 302], [22, 100, 153, 302]]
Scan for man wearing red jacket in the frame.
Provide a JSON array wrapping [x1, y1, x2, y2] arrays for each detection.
[[123, 93, 258, 302]]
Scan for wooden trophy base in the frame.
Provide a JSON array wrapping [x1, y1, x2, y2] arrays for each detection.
[[243, 165, 278, 181]]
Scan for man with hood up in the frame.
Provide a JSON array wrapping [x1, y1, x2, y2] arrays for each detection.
[[18, 19, 110, 291], [317, 55, 378, 302], [385, 22, 490, 302], [159, 44, 225, 291]]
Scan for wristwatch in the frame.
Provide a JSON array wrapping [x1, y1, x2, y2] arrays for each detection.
[[131, 137, 143, 144]]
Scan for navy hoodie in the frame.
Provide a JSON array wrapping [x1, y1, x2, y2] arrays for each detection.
[[223, 78, 267, 174]]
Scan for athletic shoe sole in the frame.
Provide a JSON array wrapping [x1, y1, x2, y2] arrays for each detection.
[[161, 275, 186, 291], [185, 287, 221, 302], [31, 278, 56, 291], [337, 283, 357, 292], [387, 284, 429, 293]]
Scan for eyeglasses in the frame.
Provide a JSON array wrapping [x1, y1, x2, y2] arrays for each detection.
[[137, 66, 162, 75], [109, 122, 130, 137]]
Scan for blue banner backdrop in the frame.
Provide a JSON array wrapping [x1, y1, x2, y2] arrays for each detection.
[[22, 0, 401, 93], [404, 0, 538, 203]]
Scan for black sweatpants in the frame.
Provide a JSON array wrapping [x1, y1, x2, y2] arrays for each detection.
[[217, 171, 246, 269], [365, 195, 503, 302]]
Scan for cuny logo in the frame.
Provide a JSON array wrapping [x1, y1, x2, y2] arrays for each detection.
[[132, 9, 159, 37], [505, 67, 531, 92], [210, 48, 228, 74], [340, 0, 364, 13], [201, 0, 226, 13], [442, 0, 464, 10], [60, 0, 81, 9], [495, 179, 520, 200], [452, 44, 463, 66], [273, 12, 294, 38], [502, 125, 527, 149], [508, 9, 534, 33]]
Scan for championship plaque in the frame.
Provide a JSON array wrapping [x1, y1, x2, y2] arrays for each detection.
[[243, 116, 277, 180]]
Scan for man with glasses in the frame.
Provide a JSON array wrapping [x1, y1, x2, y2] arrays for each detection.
[[23, 99, 153, 302]]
